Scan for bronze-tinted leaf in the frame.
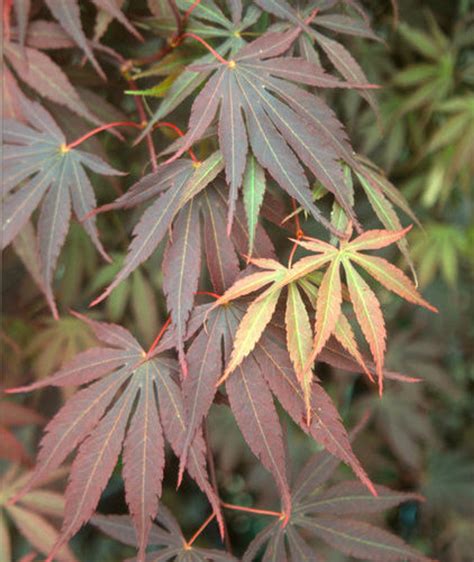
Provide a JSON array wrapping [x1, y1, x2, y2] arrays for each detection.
[[3, 99, 121, 316]]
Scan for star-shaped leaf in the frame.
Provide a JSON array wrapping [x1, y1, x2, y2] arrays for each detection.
[[165, 21, 378, 231], [243, 445, 430, 562], [214, 226, 436, 422], [90, 170, 274, 374], [90, 152, 224, 311], [141, 1, 260, 128], [2, 99, 122, 317], [254, 1, 381, 114], [297, 226, 438, 392], [7, 314, 222, 562], [175, 297, 374, 509]]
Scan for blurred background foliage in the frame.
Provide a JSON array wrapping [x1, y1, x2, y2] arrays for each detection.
[[1, 0, 473, 561]]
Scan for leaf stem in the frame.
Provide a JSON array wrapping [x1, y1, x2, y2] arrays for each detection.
[[185, 512, 216, 548], [146, 316, 172, 357], [221, 502, 283, 518], [178, 33, 230, 65], [65, 121, 143, 150], [155, 121, 199, 162], [129, 43, 175, 68], [195, 291, 221, 300]]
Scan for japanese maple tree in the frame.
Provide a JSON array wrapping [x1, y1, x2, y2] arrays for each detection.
[[2, 1, 439, 561]]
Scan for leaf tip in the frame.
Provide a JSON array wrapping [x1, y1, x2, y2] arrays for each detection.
[[3, 386, 23, 395], [89, 291, 108, 308]]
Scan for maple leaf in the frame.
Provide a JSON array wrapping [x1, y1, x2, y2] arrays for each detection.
[[212, 259, 331, 396], [354, 156, 420, 273], [214, 226, 436, 424], [92, 510, 237, 561], [359, 382, 436, 471], [42, 0, 141, 78], [175, 296, 374, 511], [254, 0, 380, 114], [0, 465, 77, 562], [296, 226, 437, 391], [140, 1, 261, 129], [163, 19, 379, 232], [213, 259, 326, 418], [90, 152, 224, 308], [174, 302, 292, 518], [4, 24, 102, 125], [91, 172, 275, 373], [253, 328, 375, 495], [6, 314, 223, 562], [243, 445, 430, 562], [147, 0, 257, 47], [2, 98, 122, 317]]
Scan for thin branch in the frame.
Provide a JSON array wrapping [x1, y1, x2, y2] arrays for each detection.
[[184, 512, 216, 549]]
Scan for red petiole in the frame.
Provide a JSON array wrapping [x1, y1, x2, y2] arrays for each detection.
[[195, 291, 221, 300], [221, 502, 283, 518], [65, 120, 198, 170], [146, 316, 172, 357], [63, 121, 143, 151], [184, 512, 216, 549], [178, 33, 231, 65], [155, 121, 199, 162]]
